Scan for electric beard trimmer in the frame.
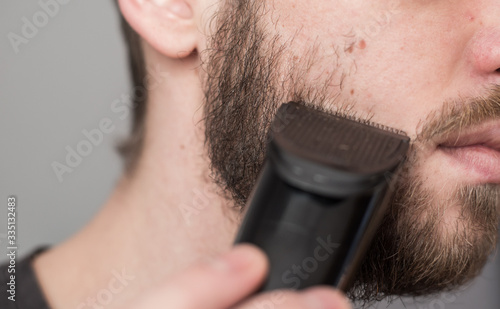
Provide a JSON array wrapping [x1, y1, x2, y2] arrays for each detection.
[[234, 102, 410, 293]]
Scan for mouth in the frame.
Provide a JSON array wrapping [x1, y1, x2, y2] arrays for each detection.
[[436, 121, 500, 183]]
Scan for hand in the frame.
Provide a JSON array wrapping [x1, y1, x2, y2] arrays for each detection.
[[130, 244, 352, 309]]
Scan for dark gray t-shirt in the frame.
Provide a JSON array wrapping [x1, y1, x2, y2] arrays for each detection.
[[0, 247, 51, 309]]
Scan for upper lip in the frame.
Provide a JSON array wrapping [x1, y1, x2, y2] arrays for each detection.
[[436, 120, 500, 151]]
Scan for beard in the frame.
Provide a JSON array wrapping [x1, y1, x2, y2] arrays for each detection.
[[201, 0, 500, 304]]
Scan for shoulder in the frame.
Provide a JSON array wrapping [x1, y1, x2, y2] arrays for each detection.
[[0, 247, 51, 309]]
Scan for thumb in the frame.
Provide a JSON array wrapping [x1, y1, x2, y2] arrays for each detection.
[[133, 244, 269, 309]]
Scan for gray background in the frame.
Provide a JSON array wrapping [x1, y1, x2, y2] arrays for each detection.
[[0, 1, 498, 308]]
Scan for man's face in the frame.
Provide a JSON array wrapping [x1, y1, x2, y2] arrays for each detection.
[[202, 0, 500, 302]]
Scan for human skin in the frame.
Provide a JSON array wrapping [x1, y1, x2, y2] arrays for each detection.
[[202, 0, 500, 299], [253, 0, 500, 188], [31, 0, 500, 308]]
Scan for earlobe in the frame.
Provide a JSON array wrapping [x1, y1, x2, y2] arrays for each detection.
[[118, 0, 198, 58]]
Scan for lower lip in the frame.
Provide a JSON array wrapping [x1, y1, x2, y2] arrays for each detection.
[[439, 145, 500, 183]]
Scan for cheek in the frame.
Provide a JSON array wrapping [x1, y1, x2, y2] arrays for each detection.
[[262, 0, 476, 138], [264, 0, 384, 59], [262, 1, 424, 130], [330, 14, 473, 137]]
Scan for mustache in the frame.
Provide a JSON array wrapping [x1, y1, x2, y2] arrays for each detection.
[[417, 86, 500, 143]]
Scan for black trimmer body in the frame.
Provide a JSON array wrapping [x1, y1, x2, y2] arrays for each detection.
[[234, 102, 410, 292]]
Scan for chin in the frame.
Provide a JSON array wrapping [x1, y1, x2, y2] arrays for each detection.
[[346, 146, 499, 304]]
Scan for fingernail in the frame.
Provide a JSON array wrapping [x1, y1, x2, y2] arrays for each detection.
[[303, 288, 351, 309], [211, 245, 258, 272]]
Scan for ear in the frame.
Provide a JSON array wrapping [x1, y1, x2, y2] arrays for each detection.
[[118, 0, 197, 58]]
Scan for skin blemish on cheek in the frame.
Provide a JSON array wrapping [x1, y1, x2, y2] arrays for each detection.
[[465, 10, 475, 22], [359, 39, 366, 49], [350, 89, 355, 95], [345, 43, 355, 54]]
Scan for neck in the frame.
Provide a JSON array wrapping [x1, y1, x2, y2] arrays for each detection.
[[32, 46, 241, 309]]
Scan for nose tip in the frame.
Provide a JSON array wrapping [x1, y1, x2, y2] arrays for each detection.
[[468, 27, 500, 77]]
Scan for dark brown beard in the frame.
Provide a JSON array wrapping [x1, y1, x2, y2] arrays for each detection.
[[350, 153, 500, 305], [202, 0, 278, 208], [350, 90, 500, 304], [202, 0, 500, 304]]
